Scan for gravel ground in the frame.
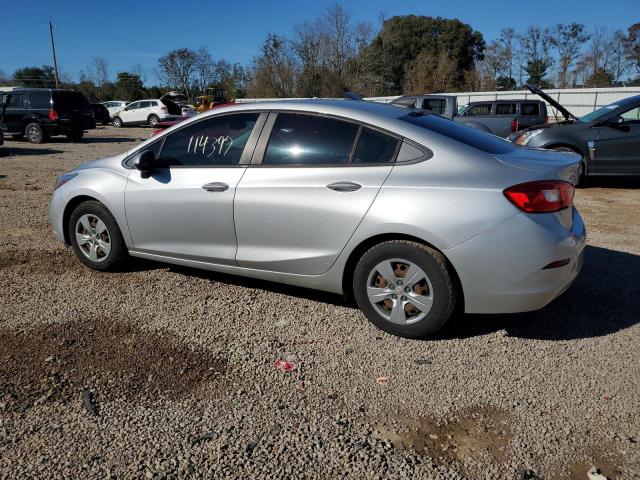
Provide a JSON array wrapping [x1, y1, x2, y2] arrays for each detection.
[[1, 126, 639, 479]]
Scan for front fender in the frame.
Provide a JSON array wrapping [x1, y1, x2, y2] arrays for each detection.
[[50, 168, 132, 247]]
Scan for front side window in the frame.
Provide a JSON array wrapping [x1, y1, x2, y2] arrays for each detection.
[[159, 113, 259, 167], [465, 104, 492, 116], [621, 106, 640, 123], [496, 103, 516, 115], [521, 103, 540, 116], [352, 128, 399, 164], [263, 113, 359, 165], [7, 94, 23, 108]]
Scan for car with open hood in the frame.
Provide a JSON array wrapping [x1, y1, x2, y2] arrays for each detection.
[[511, 84, 640, 182]]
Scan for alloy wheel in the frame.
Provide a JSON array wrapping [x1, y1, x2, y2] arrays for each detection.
[[27, 126, 41, 143], [75, 214, 111, 262], [366, 258, 434, 325]]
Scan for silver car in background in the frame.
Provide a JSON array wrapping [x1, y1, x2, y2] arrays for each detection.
[[49, 100, 585, 338]]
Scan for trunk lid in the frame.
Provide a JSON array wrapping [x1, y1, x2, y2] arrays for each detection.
[[495, 147, 581, 185]]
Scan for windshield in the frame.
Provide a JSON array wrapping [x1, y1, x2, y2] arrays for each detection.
[[579, 103, 620, 123]]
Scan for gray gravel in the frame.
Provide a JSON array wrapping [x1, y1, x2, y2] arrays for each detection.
[[1, 126, 639, 479]]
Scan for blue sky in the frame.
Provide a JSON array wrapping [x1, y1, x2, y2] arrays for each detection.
[[1, 0, 637, 84]]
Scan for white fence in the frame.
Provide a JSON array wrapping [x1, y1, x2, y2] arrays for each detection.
[[238, 87, 640, 118]]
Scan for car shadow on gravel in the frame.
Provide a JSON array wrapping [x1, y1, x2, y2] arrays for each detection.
[[165, 264, 350, 307], [0, 147, 64, 157], [439, 245, 640, 341]]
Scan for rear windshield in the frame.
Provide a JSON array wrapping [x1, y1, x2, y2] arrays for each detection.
[[52, 91, 90, 109], [399, 113, 517, 154]]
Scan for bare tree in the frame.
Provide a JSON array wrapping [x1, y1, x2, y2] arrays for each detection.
[[292, 20, 324, 96], [604, 30, 629, 83], [247, 34, 297, 97], [550, 23, 589, 88], [131, 63, 149, 85], [322, 3, 354, 87], [622, 23, 640, 76], [194, 47, 218, 94], [518, 26, 554, 86], [588, 26, 608, 75], [90, 57, 109, 86], [158, 48, 197, 97]]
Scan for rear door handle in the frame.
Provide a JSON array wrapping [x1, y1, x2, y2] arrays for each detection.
[[326, 181, 362, 192], [202, 182, 229, 192]]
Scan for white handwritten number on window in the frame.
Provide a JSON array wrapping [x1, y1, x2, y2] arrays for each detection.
[[187, 135, 234, 157]]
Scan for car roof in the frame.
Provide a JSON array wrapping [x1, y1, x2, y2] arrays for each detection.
[[468, 99, 544, 104], [200, 99, 409, 124]]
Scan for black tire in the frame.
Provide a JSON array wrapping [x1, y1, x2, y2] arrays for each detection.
[[66, 129, 84, 142], [147, 114, 159, 127], [102, 121, 110, 126], [68, 201, 128, 271], [25, 123, 47, 144], [353, 240, 457, 339], [113, 117, 123, 128]]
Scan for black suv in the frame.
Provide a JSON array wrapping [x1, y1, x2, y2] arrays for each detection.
[[0, 88, 95, 143]]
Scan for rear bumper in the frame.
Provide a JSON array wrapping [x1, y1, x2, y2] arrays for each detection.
[[444, 207, 586, 314]]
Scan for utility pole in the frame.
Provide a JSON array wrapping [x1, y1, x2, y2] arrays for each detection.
[[49, 18, 60, 88]]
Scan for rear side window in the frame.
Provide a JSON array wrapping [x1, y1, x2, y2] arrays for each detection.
[[52, 91, 90, 108], [496, 103, 516, 115], [521, 103, 540, 116], [464, 103, 492, 116], [400, 113, 517, 154], [29, 92, 52, 109], [263, 113, 359, 165], [140, 101, 151, 108], [391, 96, 417, 108], [421, 98, 447, 115], [352, 128, 399, 164], [159, 113, 259, 166]]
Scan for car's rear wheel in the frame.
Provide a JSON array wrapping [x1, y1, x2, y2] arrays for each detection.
[[148, 114, 159, 127], [353, 240, 456, 338], [68, 201, 128, 271], [25, 123, 47, 144], [113, 117, 123, 128]]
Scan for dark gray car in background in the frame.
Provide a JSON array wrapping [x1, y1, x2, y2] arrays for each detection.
[[511, 84, 640, 181], [391, 94, 547, 138]]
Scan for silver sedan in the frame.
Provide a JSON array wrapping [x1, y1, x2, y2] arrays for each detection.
[[49, 100, 586, 338]]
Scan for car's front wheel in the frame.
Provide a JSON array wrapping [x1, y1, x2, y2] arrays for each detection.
[[68, 201, 128, 271], [113, 117, 123, 128], [353, 240, 457, 338]]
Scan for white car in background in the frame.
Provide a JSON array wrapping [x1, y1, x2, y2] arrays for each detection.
[[101, 101, 128, 119], [112, 100, 178, 127]]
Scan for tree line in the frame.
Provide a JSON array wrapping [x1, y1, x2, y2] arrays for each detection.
[[1, 5, 639, 102]]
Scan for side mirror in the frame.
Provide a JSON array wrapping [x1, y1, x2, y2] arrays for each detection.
[[606, 115, 624, 127], [133, 150, 156, 178]]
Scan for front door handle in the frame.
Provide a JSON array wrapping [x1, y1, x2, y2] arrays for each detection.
[[202, 182, 229, 192], [326, 181, 362, 192]]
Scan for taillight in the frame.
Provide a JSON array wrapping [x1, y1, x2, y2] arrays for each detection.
[[510, 119, 518, 132], [503, 180, 574, 213], [48, 110, 59, 121], [544, 116, 549, 124]]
